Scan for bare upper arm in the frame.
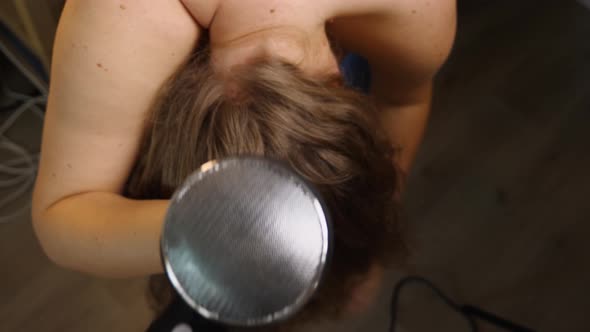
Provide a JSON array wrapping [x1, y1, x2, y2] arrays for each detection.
[[329, 0, 457, 103], [32, 0, 201, 220]]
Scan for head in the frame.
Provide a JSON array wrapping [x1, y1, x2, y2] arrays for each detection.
[[125, 45, 406, 330]]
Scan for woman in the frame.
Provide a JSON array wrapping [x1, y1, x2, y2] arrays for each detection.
[[32, 0, 456, 330]]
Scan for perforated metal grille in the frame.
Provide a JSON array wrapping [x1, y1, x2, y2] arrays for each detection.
[[161, 157, 330, 326]]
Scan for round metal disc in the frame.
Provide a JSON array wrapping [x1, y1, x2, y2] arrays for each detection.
[[161, 157, 331, 326]]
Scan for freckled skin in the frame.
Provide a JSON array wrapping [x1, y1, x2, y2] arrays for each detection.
[[34, 0, 455, 293]]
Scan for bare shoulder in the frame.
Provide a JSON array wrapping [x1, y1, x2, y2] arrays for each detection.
[[328, 0, 457, 102], [328, 0, 457, 67], [330, 0, 455, 22], [32, 0, 201, 219]]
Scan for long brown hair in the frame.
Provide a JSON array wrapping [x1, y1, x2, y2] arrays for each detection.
[[125, 48, 406, 328]]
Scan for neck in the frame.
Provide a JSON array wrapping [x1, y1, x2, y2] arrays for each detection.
[[209, 26, 340, 78]]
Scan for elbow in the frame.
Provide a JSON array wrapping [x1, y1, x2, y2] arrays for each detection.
[[31, 197, 132, 279], [32, 214, 102, 277], [31, 195, 83, 273], [31, 185, 76, 270], [31, 193, 59, 267], [31, 207, 72, 271], [37, 242, 72, 272]]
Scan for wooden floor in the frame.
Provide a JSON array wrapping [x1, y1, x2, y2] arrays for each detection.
[[1, 0, 589, 331], [399, 0, 590, 331]]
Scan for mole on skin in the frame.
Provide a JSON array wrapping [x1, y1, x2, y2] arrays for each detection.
[[97, 63, 108, 72], [120, 4, 126, 10]]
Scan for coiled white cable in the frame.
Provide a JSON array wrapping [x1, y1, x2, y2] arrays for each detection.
[[0, 87, 45, 224]]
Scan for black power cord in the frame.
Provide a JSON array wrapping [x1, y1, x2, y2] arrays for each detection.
[[148, 275, 537, 332], [388, 276, 536, 332]]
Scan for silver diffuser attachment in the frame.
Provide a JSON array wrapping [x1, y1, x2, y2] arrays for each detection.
[[161, 157, 331, 327]]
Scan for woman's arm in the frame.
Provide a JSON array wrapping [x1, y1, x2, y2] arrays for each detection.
[[329, 0, 457, 173], [32, 0, 202, 278]]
